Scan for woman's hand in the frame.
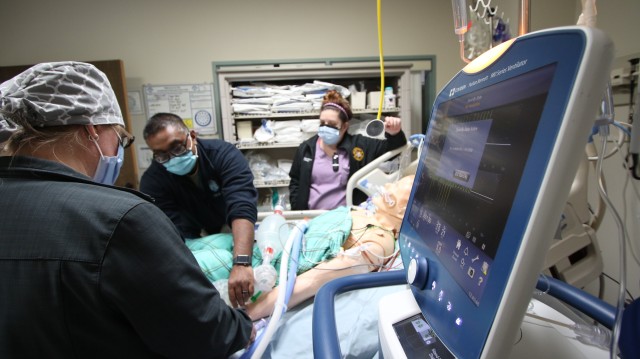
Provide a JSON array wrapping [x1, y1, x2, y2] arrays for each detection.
[[384, 116, 402, 136]]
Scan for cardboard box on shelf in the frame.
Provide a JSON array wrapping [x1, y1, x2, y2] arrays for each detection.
[[367, 91, 382, 109], [351, 92, 366, 110], [236, 121, 254, 140]]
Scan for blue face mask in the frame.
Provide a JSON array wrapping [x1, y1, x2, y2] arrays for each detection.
[[93, 143, 124, 185], [318, 125, 341, 145], [163, 150, 198, 175]]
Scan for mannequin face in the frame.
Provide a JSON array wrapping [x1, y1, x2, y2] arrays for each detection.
[[372, 175, 415, 221]]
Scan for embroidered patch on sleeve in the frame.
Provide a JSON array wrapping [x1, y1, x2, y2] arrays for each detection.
[[352, 147, 364, 161]]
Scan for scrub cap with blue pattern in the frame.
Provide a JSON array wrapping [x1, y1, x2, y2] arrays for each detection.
[[0, 61, 123, 142]]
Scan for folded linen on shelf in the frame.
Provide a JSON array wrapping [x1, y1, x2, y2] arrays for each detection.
[[271, 102, 314, 113], [231, 97, 274, 105], [231, 103, 271, 114], [313, 80, 350, 98], [232, 84, 293, 98], [292, 82, 329, 95], [300, 119, 320, 133], [304, 93, 325, 100], [275, 132, 304, 143], [272, 120, 301, 131]]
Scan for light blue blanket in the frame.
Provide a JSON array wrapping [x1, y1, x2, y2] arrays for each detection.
[[186, 206, 353, 282]]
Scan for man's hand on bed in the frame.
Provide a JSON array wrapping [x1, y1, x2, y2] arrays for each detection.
[[228, 265, 255, 308]]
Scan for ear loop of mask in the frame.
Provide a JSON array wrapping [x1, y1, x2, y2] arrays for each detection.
[[183, 133, 198, 159], [85, 125, 108, 158], [89, 134, 106, 159], [191, 135, 198, 157]]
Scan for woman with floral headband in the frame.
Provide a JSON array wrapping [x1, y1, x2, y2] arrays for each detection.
[[289, 90, 406, 210]]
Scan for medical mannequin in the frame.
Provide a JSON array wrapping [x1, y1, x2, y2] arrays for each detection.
[[245, 174, 415, 320]]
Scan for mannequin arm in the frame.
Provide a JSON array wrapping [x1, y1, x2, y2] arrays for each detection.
[[245, 242, 387, 320]]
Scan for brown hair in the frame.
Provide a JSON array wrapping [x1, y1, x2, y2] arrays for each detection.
[[321, 90, 352, 122]]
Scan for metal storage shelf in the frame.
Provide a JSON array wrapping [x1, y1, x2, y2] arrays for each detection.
[[232, 108, 401, 120], [236, 141, 302, 150], [213, 56, 435, 210], [254, 179, 291, 188]]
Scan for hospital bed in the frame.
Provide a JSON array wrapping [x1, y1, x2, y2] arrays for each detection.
[[241, 142, 419, 358]]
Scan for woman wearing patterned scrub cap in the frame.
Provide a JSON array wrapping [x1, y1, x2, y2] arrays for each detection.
[[0, 61, 129, 184], [0, 62, 255, 358]]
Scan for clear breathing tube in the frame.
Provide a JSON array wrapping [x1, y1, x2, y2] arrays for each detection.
[[595, 125, 628, 359]]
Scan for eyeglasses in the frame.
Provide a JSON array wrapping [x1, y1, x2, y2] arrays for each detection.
[[113, 127, 135, 149], [152, 135, 192, 163]]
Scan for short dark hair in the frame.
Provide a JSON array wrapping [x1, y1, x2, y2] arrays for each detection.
[[143, 113, 189, 140]]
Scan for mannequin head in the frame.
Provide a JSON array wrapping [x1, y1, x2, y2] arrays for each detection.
[[372, 175, 415, 232]]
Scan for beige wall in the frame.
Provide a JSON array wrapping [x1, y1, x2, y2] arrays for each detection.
[[1, 0, 635, 98], [1, 0, 587, 94], [0, 0, 582, 153], [1, 0, 638, 303]]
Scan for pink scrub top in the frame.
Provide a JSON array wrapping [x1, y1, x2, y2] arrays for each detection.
[[308, 141, 350, 210]]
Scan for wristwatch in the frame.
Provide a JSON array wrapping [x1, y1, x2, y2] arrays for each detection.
[[232, 254, 252, 266]]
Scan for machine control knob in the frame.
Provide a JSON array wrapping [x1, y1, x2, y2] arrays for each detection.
[[407, 257, 429, 289]]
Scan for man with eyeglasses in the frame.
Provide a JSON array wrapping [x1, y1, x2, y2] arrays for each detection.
[[140, 112, 258, 309]]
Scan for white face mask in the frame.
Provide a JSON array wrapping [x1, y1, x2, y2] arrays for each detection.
[[318, 125, 341, 145]]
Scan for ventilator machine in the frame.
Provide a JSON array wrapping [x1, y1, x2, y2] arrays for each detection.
[[313, 25, 619, 359]]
